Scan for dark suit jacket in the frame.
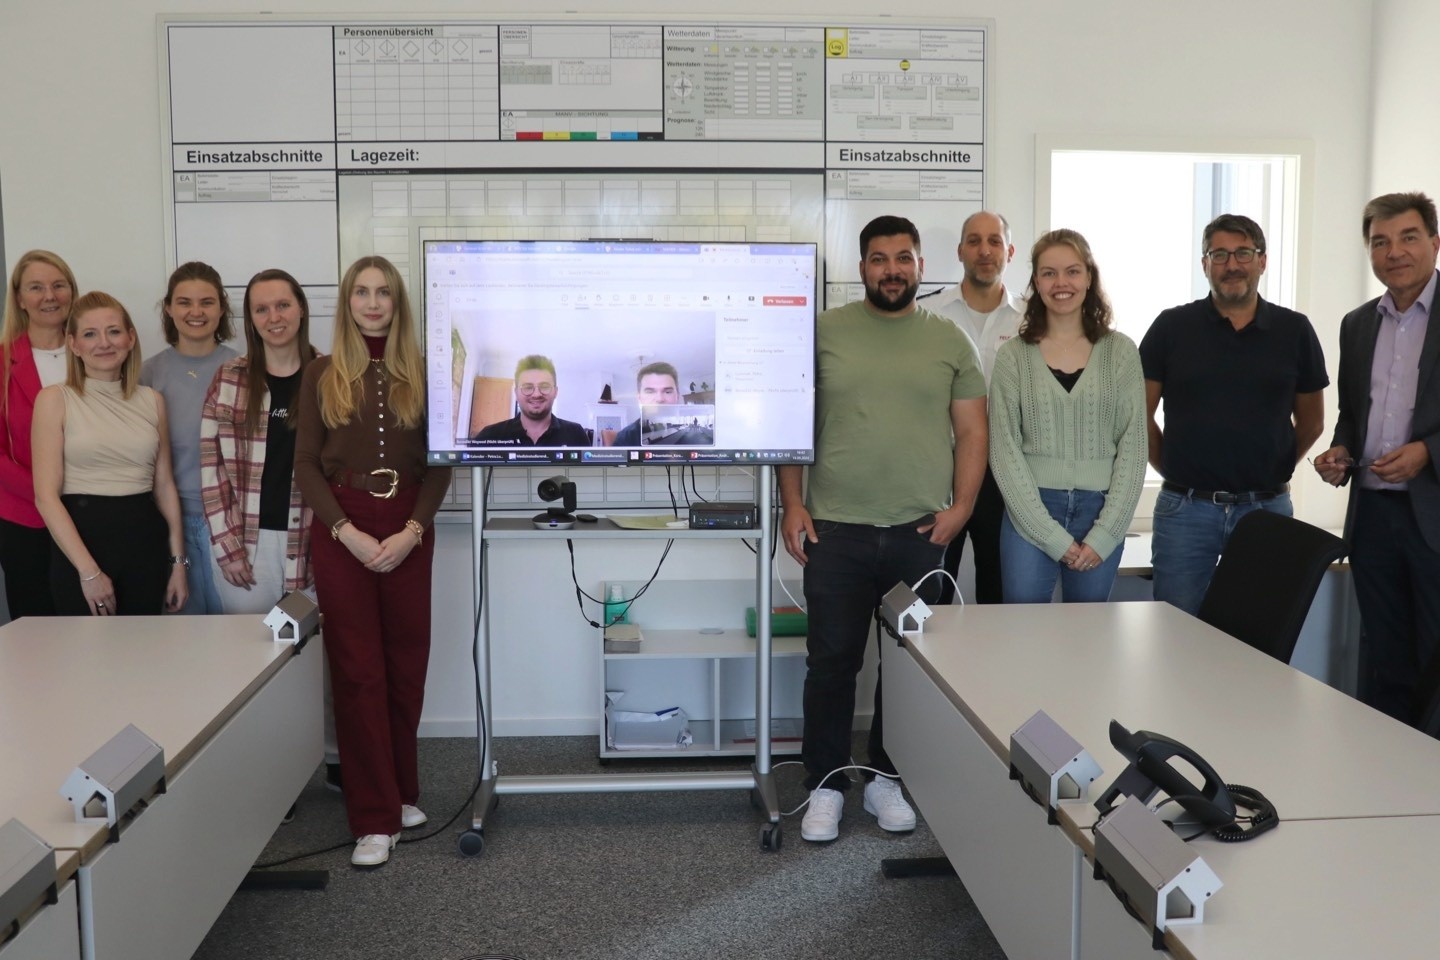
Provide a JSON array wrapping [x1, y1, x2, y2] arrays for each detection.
[[1330, 270, 1440, 552]]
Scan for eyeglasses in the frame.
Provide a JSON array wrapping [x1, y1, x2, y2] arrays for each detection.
[[1203, 248, 1262, 265], [518, 382, 555, 396]]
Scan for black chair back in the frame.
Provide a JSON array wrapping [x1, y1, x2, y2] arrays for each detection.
[[1195, 511, 1348, 663]]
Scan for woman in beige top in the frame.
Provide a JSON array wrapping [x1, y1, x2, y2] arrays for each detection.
[[32, 292, 188, 615]]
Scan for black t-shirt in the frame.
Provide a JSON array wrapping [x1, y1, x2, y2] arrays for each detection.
[[1050, 366, 1083, 393], [1139, 296, 1328, 490], [473, 414, 590, 446], [259, 371, 302, 531]]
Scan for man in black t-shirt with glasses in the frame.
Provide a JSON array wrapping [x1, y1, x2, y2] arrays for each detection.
[[1140, 213, 1328, 615]]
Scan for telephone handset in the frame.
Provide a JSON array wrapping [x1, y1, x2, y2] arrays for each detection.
[[1095, 720, 1277, 842]]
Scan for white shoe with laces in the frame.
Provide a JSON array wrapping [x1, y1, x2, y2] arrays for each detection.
[[863, 776, 917, 832], [800, 787, 844, 842], [401, 804, 428, 829], [351, 832, 398, 867]]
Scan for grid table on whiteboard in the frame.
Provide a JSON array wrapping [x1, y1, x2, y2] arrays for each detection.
[[334, 28, 500, 142]]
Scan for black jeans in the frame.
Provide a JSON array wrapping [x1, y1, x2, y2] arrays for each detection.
[[1352, 490, 1440, 724], [801, 517, 945, 792], [939, 467, 1004, 604], [0, 517, 56, 619]]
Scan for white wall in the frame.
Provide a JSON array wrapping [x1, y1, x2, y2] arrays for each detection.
[[1, 1, 1379, 734], [1369, 2, 1440, 217]]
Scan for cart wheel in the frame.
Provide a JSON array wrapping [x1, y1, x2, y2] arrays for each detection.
[[760, 822, 782, 852], [458, 830, 486, 857]]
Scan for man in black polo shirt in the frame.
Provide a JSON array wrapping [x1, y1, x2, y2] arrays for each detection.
[[1141, 213, 1328, 615], [473, 354, 590, 446]]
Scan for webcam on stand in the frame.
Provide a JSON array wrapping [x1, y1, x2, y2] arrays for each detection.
[[533, 475, 578, 530]]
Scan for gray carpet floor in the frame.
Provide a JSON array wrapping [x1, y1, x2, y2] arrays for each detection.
[[194, 735, 1005, 960]]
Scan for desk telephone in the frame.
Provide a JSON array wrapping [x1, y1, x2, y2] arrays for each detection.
[[1096, 720, 1277, 842]]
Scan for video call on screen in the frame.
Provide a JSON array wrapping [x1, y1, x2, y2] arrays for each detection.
[[424, 240, 817, 466]]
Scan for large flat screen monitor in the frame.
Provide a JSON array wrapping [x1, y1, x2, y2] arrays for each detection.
[[424, 240, 816, 466]]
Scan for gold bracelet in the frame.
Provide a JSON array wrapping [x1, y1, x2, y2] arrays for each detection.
[[331, 517, 352, 540], [404, 519, 424, 544]]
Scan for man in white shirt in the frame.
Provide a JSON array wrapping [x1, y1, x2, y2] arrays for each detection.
[[919, 210, 1024, 603]]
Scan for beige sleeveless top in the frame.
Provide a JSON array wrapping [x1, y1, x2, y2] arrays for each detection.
[[61, 380, 160, 496]]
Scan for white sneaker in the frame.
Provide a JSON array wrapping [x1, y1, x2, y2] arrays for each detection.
[[401, 804, 428, 829], [863, 777, 917, 832], [800, 788, 844, 841], [351, 832, 398, 867]]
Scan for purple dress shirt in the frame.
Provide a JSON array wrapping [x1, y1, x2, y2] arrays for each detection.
[[1362, 270, 1437, 490]]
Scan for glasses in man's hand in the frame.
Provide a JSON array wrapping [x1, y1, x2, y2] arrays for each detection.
[[1308, 456, 1376, 470]]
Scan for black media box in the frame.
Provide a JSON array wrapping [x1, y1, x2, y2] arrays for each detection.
[[688, 501, 757, 529]]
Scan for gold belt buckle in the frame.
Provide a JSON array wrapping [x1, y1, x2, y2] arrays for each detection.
[[369, 468, 399, 499]]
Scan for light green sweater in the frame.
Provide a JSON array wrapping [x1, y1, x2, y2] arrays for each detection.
[[988, 331, 1147, 561]]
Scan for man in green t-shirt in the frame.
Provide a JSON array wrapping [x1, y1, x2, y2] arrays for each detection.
[[779, 215, 988, 842]]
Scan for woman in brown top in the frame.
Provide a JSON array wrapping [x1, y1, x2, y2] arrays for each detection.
[[295, 256, 451, 868]]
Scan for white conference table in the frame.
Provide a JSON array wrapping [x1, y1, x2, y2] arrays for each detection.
[[0, 847, 80, 960], [885, 602, 1440, 960], [0, 615, 321, 960], [1080, 813, 1440, 960]]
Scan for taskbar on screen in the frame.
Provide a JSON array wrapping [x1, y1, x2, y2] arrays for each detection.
[[428, 449, 813, 466]]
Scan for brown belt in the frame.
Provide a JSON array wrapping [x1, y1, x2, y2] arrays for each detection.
[[331, 468, 419, 499]]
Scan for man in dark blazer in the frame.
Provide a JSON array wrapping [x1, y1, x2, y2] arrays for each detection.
[[1314, 191, 1440, 725]]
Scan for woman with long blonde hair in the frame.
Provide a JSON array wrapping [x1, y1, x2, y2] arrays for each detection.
[[295, 256, 450, 868]]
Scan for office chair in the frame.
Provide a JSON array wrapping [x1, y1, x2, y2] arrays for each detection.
[[1195, 511, 1348, 664]]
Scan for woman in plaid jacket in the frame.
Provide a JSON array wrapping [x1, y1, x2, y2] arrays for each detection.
[[200, 268, 320, 612]]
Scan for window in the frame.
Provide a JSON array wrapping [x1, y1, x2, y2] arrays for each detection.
[[1035, 137, 1310, 522]]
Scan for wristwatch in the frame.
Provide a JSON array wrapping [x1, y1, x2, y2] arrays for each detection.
[[169, 555, 191, 569]]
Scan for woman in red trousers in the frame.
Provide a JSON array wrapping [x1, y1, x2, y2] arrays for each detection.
[[295, 256, 450, 868]]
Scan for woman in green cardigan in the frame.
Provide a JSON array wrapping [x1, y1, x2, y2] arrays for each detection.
[[988, 229, 1146, 602]]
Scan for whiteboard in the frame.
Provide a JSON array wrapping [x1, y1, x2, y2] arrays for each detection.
[[160, 15, 990, 317]]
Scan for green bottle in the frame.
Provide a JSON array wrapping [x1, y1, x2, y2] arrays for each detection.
[[604, 584, 628, 626]]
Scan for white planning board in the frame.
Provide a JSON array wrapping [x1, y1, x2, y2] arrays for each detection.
[[160, 15, 990, 347]]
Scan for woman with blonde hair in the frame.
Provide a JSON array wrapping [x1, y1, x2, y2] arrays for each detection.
[[989, 229, 1146, 603], [32, 292, 188, 615], [1, 250, 76, 618], [295, 256, 450, 868]]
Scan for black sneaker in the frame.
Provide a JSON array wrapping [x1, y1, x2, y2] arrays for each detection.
[[325, 762, 343, 793]]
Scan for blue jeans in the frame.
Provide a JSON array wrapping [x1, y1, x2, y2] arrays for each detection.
[[1000, 489, 1122, 603], [181, 511, 224, 615], [801, 517, 945, 792], [1151, 489, 1292, 616]]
